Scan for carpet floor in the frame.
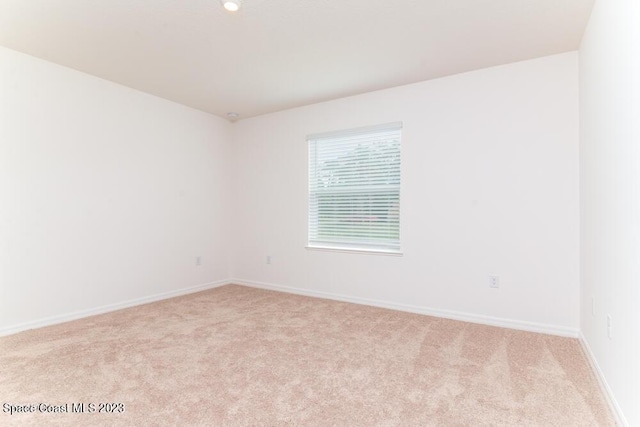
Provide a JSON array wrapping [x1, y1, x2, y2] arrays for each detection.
[[1, 285, 613, 426]]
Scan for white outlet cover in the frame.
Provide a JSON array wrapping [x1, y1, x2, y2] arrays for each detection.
[[489, 276, 500, 288]]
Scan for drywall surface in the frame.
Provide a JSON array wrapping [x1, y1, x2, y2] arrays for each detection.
[[0, 46, 232, 333], [231, 52, 580, 333], [579, 0, 640, 424]]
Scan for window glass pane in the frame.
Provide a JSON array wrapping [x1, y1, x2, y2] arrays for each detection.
[[308, 123, 401, 252]]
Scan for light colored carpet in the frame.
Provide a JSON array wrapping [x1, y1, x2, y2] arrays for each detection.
[[1, 285, 613, 426]]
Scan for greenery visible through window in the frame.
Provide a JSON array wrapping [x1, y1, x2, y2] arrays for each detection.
[[308, 122, 402, 252]]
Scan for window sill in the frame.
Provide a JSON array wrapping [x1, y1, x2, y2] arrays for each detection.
[[305, 245, 403, 256]]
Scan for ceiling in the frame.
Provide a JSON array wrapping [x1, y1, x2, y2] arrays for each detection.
[[0, 0, 594, 120]]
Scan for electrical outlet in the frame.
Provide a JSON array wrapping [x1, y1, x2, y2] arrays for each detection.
[[607, 314, 612, 339], [489, 275, 500, 289], [195, 256, 202, 266], [266, 255, 272, 265]]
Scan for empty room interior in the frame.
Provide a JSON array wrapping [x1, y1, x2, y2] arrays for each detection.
[[0, 0, 638, 425]]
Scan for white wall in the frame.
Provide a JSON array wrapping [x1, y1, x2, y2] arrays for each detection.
[[231, 52, 580, 335], [0, 44, 583, 343], [0, 47, 232, 334], [579, 0, 640, 424]]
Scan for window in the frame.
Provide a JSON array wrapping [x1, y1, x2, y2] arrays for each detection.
[[308, 122, 402, 253]]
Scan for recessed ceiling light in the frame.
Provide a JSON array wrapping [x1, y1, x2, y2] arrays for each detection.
[[221, 0, 241, 12]]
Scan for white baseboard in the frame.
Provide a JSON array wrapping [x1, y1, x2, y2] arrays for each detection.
[[0, 279, 231, 337], [579, 333, 628, 426], [231, 278, 580, 338]]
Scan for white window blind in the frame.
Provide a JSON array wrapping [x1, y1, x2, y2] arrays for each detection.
[[308, 122, 402, 253]]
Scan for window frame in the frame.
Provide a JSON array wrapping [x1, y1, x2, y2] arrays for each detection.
[[306, 122, 403, 255]]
